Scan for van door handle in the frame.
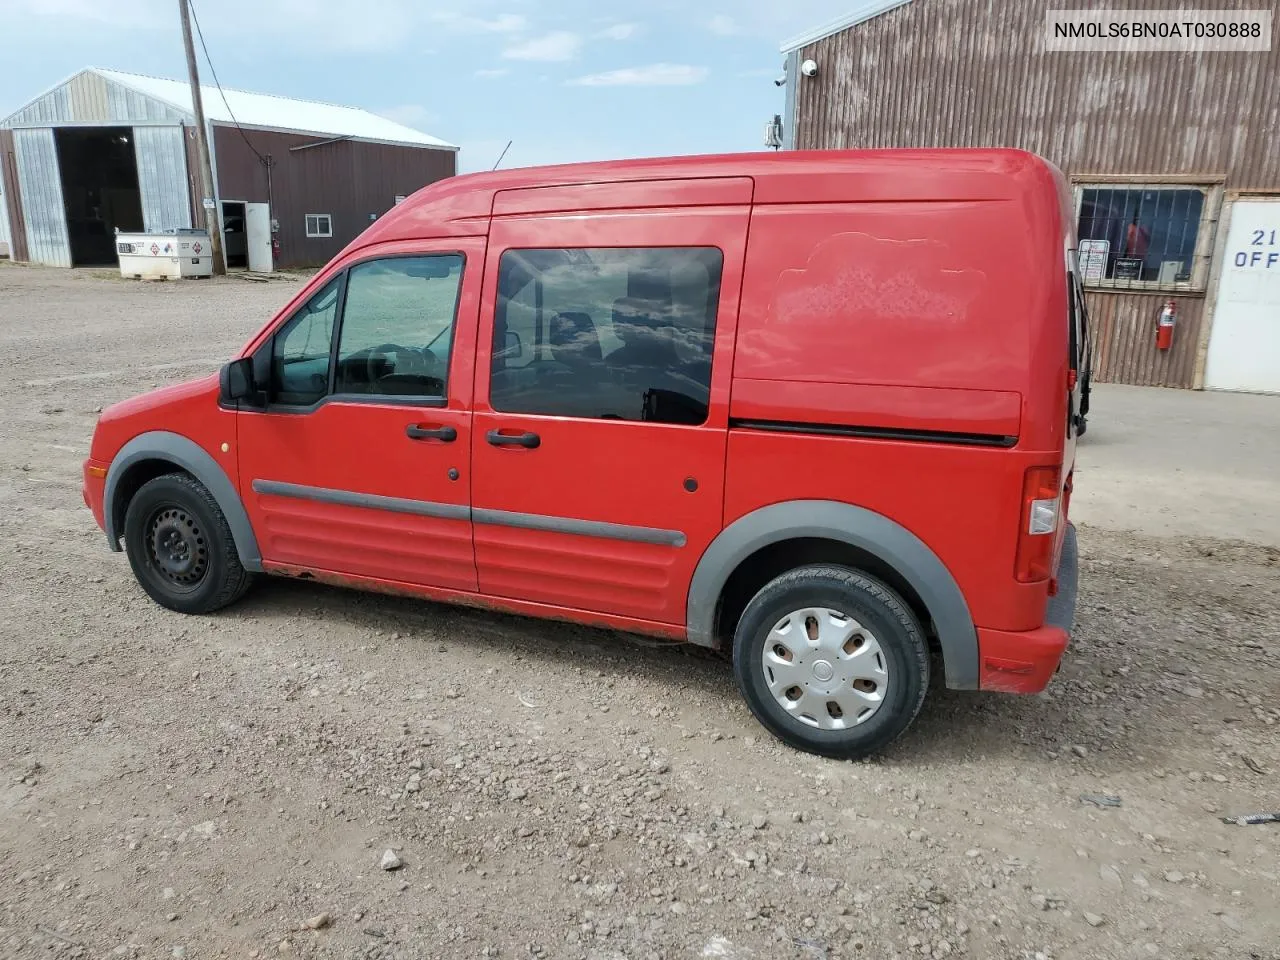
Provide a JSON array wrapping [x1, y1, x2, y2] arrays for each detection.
[[406, 424, 457, 442], [486, 429, 540, 449]]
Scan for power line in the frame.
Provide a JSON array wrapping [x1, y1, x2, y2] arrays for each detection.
[[187, 0, 268, 166]]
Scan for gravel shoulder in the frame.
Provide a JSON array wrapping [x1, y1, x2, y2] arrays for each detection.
[[2, 265, 1278, 960]]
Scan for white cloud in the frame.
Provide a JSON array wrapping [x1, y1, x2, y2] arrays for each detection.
[[707, 14, 740, 36], [6, 0, 532, 49], [569, 63, 710, 87], [375, 104, 436, 128], [429, 12, 527, 34], [597, 23, 638, 41], [502, 31, 582, 61], [474, 68, 510, 78]]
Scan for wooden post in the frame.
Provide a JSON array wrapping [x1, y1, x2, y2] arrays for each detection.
[[179, 0, 225, 275]]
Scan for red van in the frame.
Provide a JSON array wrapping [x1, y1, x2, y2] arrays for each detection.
[[83, 149, 1085, 758]]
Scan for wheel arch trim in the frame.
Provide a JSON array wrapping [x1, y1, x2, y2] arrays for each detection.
[[685, 500, 979, 690], [104, 431, 262, 572]]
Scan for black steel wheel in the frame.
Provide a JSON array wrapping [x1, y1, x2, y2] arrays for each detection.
[[123, 472, 252, 614], [144, 505, 210, 591]]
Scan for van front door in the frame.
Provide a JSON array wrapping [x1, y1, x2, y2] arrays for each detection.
[[471, 204, 749, 627], [237, 239, 484, 592]]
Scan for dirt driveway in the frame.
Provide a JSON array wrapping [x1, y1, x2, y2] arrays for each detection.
[[2, 265, 1278, 960]]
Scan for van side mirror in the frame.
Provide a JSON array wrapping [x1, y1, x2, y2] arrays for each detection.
[[220, 357, 257, 405]]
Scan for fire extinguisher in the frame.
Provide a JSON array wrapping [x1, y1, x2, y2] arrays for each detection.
[[1156, 299, 1176, 351], [271, 236, 281, 267]]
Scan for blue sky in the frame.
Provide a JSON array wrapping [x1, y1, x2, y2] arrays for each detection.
[[0, 0, 855, 171]]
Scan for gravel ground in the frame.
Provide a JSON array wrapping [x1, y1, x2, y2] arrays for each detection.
[[2, 264, 1278, 960]]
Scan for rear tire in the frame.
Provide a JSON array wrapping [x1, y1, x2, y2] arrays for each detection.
[[123, 472, 253, 614], [732, 564, 929, 759]]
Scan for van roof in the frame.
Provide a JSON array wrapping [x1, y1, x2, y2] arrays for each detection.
[[354, 148, 1061, 246]]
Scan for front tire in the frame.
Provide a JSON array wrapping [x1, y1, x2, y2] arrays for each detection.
[[123, 472, 253, 614], [732, 565, 929, 759]]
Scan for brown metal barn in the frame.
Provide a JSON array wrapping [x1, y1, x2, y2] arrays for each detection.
[[778, 0, 1280, 392], [0, 68, 456, 271]]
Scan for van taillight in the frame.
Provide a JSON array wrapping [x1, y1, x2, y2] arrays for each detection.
[[1015, 466, 1061, 583]]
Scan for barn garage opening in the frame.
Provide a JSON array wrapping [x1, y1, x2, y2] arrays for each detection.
[[55, 126, 144, 266]]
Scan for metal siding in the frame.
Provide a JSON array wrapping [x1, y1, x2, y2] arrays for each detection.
[[3, 71, 188, 128], [795, 0, 1280, 187], [212, 126, 456, 268], [0, 130, 29, 261], [134, 125, 192, 232], [12, 128, 70, 267], [1086, 291, 1204, 388], [66, 72, 110, 122], [104, 77, 187, 124], [0, 153, 10, 253]]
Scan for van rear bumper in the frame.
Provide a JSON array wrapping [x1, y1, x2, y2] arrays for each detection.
[[977, 523, 1078, 693]]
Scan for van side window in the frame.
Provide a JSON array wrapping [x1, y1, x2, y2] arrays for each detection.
[[490, 247, 723, 425], [334, 255, 464, 399], [270, 277, 341, 406]]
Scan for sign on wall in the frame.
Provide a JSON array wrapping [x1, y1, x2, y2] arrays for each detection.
[[1078, 239, 1110, 283], [1113, 258, 1143, 280]]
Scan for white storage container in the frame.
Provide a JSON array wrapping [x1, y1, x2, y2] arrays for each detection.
[[116, 228, 213, 280]]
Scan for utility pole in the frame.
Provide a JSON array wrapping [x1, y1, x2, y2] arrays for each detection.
[[179, 0, 225, 275]]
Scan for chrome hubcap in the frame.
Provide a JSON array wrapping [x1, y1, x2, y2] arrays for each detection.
[[761, 607, 889, 729]]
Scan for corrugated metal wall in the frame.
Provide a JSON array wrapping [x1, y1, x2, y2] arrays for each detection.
[[106, 79, 188, 125], [0, 130, 28, 262], [2, 70, 187, 128], [1085, 291, 1204, 387], [0, 158, 11, 255], [12, 128, 70, 267], [133, 125, 192, 232], [794, 0, 1280, 188]]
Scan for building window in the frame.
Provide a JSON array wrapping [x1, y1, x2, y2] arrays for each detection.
[[305, 214, 333, 238], [490, 247, 723, 425], [1075, 183, 1220, 292]]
